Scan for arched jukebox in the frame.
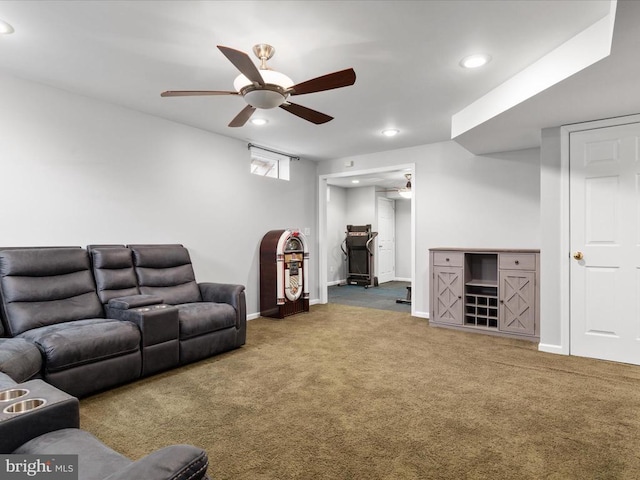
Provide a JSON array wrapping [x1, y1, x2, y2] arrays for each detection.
[[260, 229, 310, 318]]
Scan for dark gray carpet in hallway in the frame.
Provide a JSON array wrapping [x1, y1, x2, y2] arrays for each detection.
[[328, 280, 411, 312]]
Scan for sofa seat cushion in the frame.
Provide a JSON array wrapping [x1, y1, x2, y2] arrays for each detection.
[[17, 319, 141, 373], [177, 303, 237, 340], [0, 337, 42, 382]]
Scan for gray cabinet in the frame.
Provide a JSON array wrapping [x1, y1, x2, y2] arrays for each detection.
[[429, 249, 539, 340], [432, 251, 464, 324], [433, 266, 464, 325]]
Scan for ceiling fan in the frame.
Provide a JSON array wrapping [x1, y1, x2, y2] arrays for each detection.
[[378, 173, 412, 198], [398, 173, 412, 198], [161, 44, 356, 127]]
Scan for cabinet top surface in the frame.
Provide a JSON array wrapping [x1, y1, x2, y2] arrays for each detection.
[[430, 248, 540, 253]]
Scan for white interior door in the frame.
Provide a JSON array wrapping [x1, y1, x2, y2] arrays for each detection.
[[569, 122, 640, 365], [377, 197, 395, 284]]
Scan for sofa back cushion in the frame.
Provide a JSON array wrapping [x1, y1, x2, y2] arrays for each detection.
[[0, 248, 104, 336], [89, 246, 140, 304], [130, 245, 202, 305]]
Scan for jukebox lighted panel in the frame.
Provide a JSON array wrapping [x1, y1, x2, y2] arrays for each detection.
[[260, 229, 309, 318]]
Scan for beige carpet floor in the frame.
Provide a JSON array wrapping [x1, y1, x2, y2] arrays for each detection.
[[80, 304, 640, 479]]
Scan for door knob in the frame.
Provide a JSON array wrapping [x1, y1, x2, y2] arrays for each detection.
[[573, 251, 584, 260]]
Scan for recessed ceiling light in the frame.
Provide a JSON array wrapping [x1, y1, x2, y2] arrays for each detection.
[[382, 129, 399, 137], [460, 54, 491, 69], [351, 179, 360, 184], [250, 118, 268, 126], [0, 19, 14, 35]]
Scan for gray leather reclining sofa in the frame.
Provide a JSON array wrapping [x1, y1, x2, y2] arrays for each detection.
[[0, 244, 246, 397], [0, 244, 245, 479]]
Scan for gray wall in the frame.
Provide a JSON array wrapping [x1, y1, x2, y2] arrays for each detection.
[[0, 70, 542, 325], [395, 199, 411, 280], [346, 187, 376, 226], [318, 142, 541, 318], [0, 72, 318, 318], [326, 185, 348, 285], [539, 127, 566, 353]]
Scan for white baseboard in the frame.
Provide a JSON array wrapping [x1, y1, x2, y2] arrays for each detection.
[[413, 310, 429, 319], [329, 278, 410, 285], [538, 343, 568, 355]]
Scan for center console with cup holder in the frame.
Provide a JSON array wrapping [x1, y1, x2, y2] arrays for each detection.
[[0, 379, 79, 453], [105, 297, 180, 376]]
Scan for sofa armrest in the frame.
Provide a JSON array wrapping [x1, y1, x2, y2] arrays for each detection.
[[103, 445, 209, 480], [106, 305, 179, 348], [199, 283, 246, 340], [0, 338, 42, 383], [107, 294, 164, 310], [0, 372, 16, 389], [198, 283, 244, 310]]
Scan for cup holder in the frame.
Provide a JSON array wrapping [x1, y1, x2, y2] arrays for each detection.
[[136, 304, 169, 312], [3, 398, 47, 414], [0, 388, 29, 402]]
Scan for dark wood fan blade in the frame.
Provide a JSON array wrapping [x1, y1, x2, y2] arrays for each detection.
[[161, 90, 239, 97], [229, 105, 256, 127], [290, 68, 356, 96], [217, 46, 264, 86], [280, 102, 333, 124]]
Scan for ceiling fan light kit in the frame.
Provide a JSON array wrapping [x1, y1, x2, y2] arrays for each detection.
[[233, 69, 294, 109], [378, 173, 413, 199], [161, 43, 356, 127]]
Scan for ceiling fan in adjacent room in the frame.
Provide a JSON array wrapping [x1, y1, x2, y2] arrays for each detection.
[[377, 173, 412, 198], [398, 173, 412, 198], [161, 44, 356, 127]]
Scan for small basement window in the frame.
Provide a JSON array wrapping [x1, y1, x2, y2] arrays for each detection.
[[249, 145, 291, 181]]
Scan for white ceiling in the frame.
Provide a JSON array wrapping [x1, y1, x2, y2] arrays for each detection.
[[0, 0, 631, 162], [326, 169, 412, 197]]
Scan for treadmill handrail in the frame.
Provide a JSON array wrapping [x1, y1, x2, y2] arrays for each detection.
[[366, 232, 378, 255]]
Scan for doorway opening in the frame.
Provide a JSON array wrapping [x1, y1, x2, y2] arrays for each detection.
[[318, 164, 415, 314]]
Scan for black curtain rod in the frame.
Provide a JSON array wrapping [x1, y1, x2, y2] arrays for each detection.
[[248, 143, 300, 161]]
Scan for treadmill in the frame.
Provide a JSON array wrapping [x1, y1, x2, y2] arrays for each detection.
[[341, 224, 378, 288]]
